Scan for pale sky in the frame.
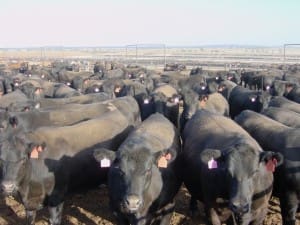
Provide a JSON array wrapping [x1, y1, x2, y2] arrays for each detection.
[[0, 0, 299, 48]]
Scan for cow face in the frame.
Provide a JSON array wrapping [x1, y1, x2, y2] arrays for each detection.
[[0, 136, 31, 195], [0, 135, 46, 196], [113, 148, 171, 214], [200, 144, 282, 221], [181, 90, 199, 120]]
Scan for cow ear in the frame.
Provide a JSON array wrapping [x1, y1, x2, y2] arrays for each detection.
[[154, 150, 174, 168], [260, 151, 283, 172], [28, 142, 46, 159], [200, 149, 222, 169], [93, 148, 116, 168], [249, 95, 257, 102], [8, 116, 18, 128]]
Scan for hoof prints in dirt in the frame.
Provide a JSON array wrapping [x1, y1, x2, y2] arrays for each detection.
[[0, 186, 296, 225]]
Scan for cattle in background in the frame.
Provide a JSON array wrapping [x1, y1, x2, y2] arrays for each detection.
[[217, 80, 237, 100], [226, 70, 241, 84], [182, 110, 282, 225], [180, 89, 229, 132], [269, 80, 295, 97], [57, 70, 93, 86], [268, 96, 300, 114], [235, 110, 299, 225], [240, 70, 259, 89], [3, 96, 140, 132], [261, 107, 300, 128], [190, 67, 203, 76], [93, 113, 182, 225], [0, 89, 32, 110], [140, 84, 180, 127], [37, 92, 110, 109], [0, 97, 141, 225], [283, 83, 300, 103], [249, 70, 282, 91], [228, 86, 271, 119]]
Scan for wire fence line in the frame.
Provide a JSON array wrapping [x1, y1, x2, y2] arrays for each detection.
[[0, 45, 299, 71]]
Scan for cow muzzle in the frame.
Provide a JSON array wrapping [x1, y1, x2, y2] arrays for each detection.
[[1, 181, 17, 195], [123, 194, 142, 213], [229, 202, 250, 214]]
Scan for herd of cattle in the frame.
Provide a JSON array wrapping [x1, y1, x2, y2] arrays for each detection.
[[0, 60, 299, 225]]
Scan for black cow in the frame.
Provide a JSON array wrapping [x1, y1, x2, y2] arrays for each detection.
[[268, 96, 300, 114], [182, 110, 282, 225], [284, 83, 300, 103], [228, 86, 271, 119], [180, 89, 229, 132], [261, 107, 300, 128], [93, 113, 182, 225], [217, 80, 237, 100], [0, 98, 141, 225], [37, 92, 110, 109], [4, 96, 140, 132], [235, 110, 299, 225]]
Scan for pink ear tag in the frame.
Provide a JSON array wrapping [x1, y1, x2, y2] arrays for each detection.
[[208, 158, 218, 169], [30, 146, 43, 159], [266, 158, 277, 172], [158, 156, 168, 168], [100, 158, 111, 168], [30, 148, 39, 159]]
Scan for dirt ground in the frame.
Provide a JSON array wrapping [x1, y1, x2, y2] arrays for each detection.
[[0, 184, 295, 225]]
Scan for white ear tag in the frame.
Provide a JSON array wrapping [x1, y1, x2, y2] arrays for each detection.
[[251, 97, 256, 102], [144, 99, 150, 104], [208, 158, 218, 169], [100, 158, 111, 168]]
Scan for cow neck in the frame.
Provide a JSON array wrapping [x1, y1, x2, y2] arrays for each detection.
[[18, 159, 33, 197], [252, 183, 273, 201]]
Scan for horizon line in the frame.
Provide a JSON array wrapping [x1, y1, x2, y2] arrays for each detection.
[[0, 44, 293, 50]]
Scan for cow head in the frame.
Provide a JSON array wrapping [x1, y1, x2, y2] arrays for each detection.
[[0, 135, 46, 195], [94, 147, 174, 215], [200, 144, 282, 221]]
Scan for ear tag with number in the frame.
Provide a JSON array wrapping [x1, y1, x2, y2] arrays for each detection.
[[266, 158, 277, 172], [208, 158, 218, 169], [100, 158, 111, 168], [158, 156, 168, 168]]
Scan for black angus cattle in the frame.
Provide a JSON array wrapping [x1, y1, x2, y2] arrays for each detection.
[[3, 96, 140, 132], [269, 80, 293, 96], [235, 110, 300, 225], [283, 83, 300, 103], [93, 113, 182, 225], [228, 86, 271, 119], [268, 96, 300, 114], [261, 107, 300, 128], [217, 80, 237, 100], [240, 71, 259, 89], [182, 109, 282, 225], [140, 84, 180, 127], [37, 92, 110, 109], [180, 89, 229, 132], [0, 98, 141, 225]]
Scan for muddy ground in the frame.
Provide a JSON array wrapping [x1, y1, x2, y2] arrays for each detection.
[[0, 184, 296, 225]]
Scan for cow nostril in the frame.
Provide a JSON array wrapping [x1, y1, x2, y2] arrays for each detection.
[[124, 195, 142, 211], [242, 203, 250, 213], [230, 202, 250, 214], [1, 182, 15, 193]]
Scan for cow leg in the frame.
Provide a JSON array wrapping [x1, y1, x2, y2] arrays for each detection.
[[159, 202, 175, 225], [25, 210, 36, 225], [280, 191, 298, 225], [206, 207, 221, 225], [189, 196, 198, 217], [48, 202, 64, 225]]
